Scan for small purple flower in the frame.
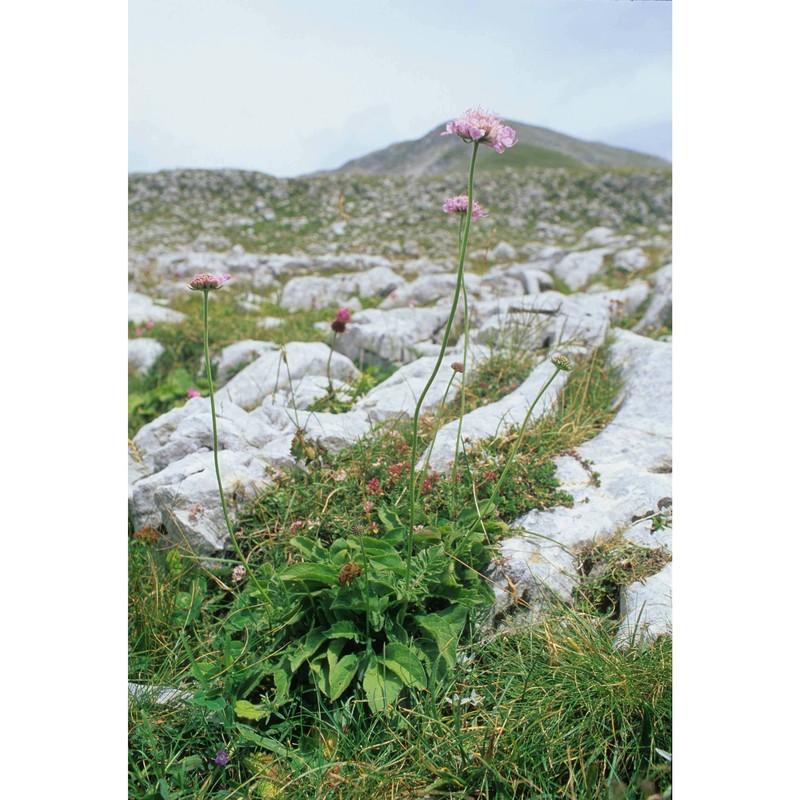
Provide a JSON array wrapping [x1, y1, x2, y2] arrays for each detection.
[[442, 108, 517, 153], [188, 273, 232, 291], [187, 387, 201, 399], [442, 195, 488, 220], [232, 565, 246, 582], [214, 749, 229, 766]]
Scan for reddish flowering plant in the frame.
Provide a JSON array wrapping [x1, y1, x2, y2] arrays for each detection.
[[331, 307, 352, 333], [442, 195, 487, 219], [442, 107, 517, 153], [366, 477, 381, 494]]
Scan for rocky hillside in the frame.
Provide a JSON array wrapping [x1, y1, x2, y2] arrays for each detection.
[[329, 120, 670, 176], [128, 158, 672, 643], [128, 166, 671, 277]]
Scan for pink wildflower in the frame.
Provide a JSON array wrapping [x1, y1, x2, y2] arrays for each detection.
[[135, 327, 144, 336], [363, 501, 374, 513], [367, 478, 381, 494], [187, 387, 201, 399], [145, 320, 155, 329], [442, 195, 488, 219], [188, 273, 231, 291], [232, 565, 246, 582], [331, 307, 352, 333], [442, 108, 517, 153]]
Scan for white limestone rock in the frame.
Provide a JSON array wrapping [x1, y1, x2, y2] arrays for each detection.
[[334, 306, 453, 366], [615, 562, 673, 647], [485, 329, 672, 626], [280, 266, 404, 311], [487, 241, 517, 262], [613, 247, 650, 273], [422, 354, 572, 474], [378, 273, 481, 310], [634, 262, 672, 335], [552, 248, 610, 291], [129, 450, 273, 553], [128, 339, 164, 375], [215, 342, 359, 411], [216, 340, 278, 383], [353, 353, 481, 423], [128, 292, 187, 324]]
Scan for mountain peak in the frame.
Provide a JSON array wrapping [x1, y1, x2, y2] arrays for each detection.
[[328, 120, 670, 177]]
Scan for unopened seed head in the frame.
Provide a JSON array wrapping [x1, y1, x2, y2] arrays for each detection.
[[550, 355, 572, 372], [451, 361, 465, 373]]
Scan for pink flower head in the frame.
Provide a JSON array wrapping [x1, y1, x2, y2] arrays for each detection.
[[232, 565, 246, 582], [367, 477, 381, 494], [135, 327, 144, 337], [442, 195, 488, 220], [145, 320, 155, 329], [188, 273, 231, 291], [187, 387, 201, 399], [335, 307, 352, 324], [442, 108, 517, 153]]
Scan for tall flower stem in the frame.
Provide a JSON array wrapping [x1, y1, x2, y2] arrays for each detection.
[[201, 290, 270, 603], [402, 141, 480, 615], [450, 228, 470, 517]]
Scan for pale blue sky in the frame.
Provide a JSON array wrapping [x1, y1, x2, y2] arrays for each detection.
[[129, 0, 671, 176]]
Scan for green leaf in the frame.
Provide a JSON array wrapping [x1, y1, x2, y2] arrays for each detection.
[[362, 654, 403, 713], [235, 724, 297, 763], [328, 653, 359, 701], [378, 505, 404, 534], [279, 562, 339, 587], [289, 627, 327, 671], [234, 699, 269, 720], [414, 605, 468, 669], [323, 620, 361, 641], [381, 642, 427, 689]]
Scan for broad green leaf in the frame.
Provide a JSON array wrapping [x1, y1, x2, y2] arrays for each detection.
[[234, 699, 269, 721], [362, 655, 403, 713], [378, 505, 404, 534], [323, 620, 361, 641], [289, 627, 327, 671], [414, 605, 468, 668], [271, 657, 292, 705], [381, 642, 427, 689], [279, 562, 339, 587], [328, 653, 359, 701], [289, 535, 328, 561]]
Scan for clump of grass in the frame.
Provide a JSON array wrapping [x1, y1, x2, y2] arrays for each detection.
[[573, 531, 673, 616]]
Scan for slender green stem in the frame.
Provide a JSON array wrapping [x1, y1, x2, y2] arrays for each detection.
[[403, 141, 480, 616], [451, 253, 470, 517], [484, 366, 562, 514], [202, 291, 270, 603]]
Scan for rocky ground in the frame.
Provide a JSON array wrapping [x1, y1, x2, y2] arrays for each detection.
[[128, 167, 672, 646]]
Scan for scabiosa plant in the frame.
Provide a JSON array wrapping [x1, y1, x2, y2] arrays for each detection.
[[403, 109, 516, 617], [326, 307, 352, 396], [189, 273, 268, 601]]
